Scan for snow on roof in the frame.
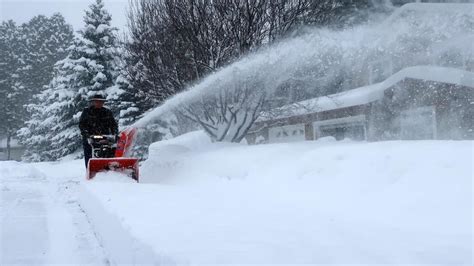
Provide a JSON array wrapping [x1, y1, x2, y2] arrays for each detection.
[[384, 2, 474, 25], [258, 66, 474, 122]]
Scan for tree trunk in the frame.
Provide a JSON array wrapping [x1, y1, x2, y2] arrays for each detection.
[[7, 132, 11, 160]]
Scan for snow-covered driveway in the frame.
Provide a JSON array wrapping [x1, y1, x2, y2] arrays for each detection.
[[0, 161, 108, 266]]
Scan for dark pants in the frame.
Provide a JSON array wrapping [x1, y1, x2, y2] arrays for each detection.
[[83, 137, 92, 168]]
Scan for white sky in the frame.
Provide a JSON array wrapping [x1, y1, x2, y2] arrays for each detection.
[[0, 0, 129, 33]]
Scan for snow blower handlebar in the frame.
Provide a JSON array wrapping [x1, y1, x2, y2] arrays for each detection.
[[88, 135, 117, 159], [87, 135, 117, 146]]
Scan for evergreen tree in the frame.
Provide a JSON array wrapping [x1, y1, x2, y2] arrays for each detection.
[[114, 71, 141, 128], [18, 58, 81, 161], [111, 48, 143, 128], [0, 14, 73, 160], [19, 0, 121, 161], [79, 0, 120, 96], [20, 14, 74, 97], [0, 21, 28, 160]]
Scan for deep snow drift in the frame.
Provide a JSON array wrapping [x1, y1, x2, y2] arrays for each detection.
[[77, 132, 472, 265]]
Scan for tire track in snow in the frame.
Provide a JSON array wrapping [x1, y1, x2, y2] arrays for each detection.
[[51, 179, 111, 266], [1, 162, 110, 265]]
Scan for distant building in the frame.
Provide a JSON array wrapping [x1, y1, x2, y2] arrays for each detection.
[[246, 66, 473, 144], [0, 137, 25, 161]]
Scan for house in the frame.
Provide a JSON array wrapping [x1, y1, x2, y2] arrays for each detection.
[[247, 66, 473, 144], [0, 137, 25, 161], [245, 2, 473, 144]]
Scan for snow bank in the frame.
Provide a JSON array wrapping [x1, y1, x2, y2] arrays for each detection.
[[0, 161, 46, 181], [140, 131, 221, 183], [148, 130, 211, 156], [79, 140, 473, 264], [78, 182, 176, 265]]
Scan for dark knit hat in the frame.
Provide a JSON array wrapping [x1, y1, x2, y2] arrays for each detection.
[[89, 94, 106, 101]]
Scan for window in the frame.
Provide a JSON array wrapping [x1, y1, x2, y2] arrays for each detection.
[[319, 124, 366, 141], [314, 115, 367, 141], [268, 124, 306, 143]]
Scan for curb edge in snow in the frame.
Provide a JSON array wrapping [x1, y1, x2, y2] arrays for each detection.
[[77, 184, 177, 265]]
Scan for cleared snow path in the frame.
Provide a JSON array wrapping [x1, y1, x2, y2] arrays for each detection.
[[0, 161, 109, 266]]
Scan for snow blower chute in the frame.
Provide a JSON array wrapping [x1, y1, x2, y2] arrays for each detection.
[[86, 127, 139, 182]]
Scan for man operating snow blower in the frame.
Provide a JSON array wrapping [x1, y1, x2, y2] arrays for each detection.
[[78, 94, 139, 181], [79, 94, 118, 168]]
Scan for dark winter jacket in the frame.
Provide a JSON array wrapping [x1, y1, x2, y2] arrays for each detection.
[[79, 107, 118, 137]]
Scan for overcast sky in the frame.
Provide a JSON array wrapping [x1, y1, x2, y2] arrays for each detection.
[[0, 0, 129, 33]]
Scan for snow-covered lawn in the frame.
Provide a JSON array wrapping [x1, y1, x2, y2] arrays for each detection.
[[1, 134, 472, 265], [86, 133, 472, 265]]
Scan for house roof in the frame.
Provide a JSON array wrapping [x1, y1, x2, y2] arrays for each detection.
[[384, 2, 474, 26], [258, 66, 474, 122]]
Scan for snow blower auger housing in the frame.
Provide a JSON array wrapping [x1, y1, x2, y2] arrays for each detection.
[[86, 127, 139, 182]]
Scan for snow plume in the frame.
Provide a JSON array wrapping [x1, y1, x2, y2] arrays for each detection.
[[133, 3, 473, 142]]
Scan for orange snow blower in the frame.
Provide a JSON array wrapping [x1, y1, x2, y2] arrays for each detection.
[[86, 127, 139, 182]]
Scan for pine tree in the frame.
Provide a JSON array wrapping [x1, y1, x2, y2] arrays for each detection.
[[114, 72, 141, 128], [110, 49, 143, 128], [80, 0, 120, 96], [19, 0, 121, 161], [0, 14, 73, 161], [20, 14, 74, 97], [0, 21, 28, 160]]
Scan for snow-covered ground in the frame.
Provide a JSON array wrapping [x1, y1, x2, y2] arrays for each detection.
[[0, 160, 109, 265], [2, 132, 472, 265]]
